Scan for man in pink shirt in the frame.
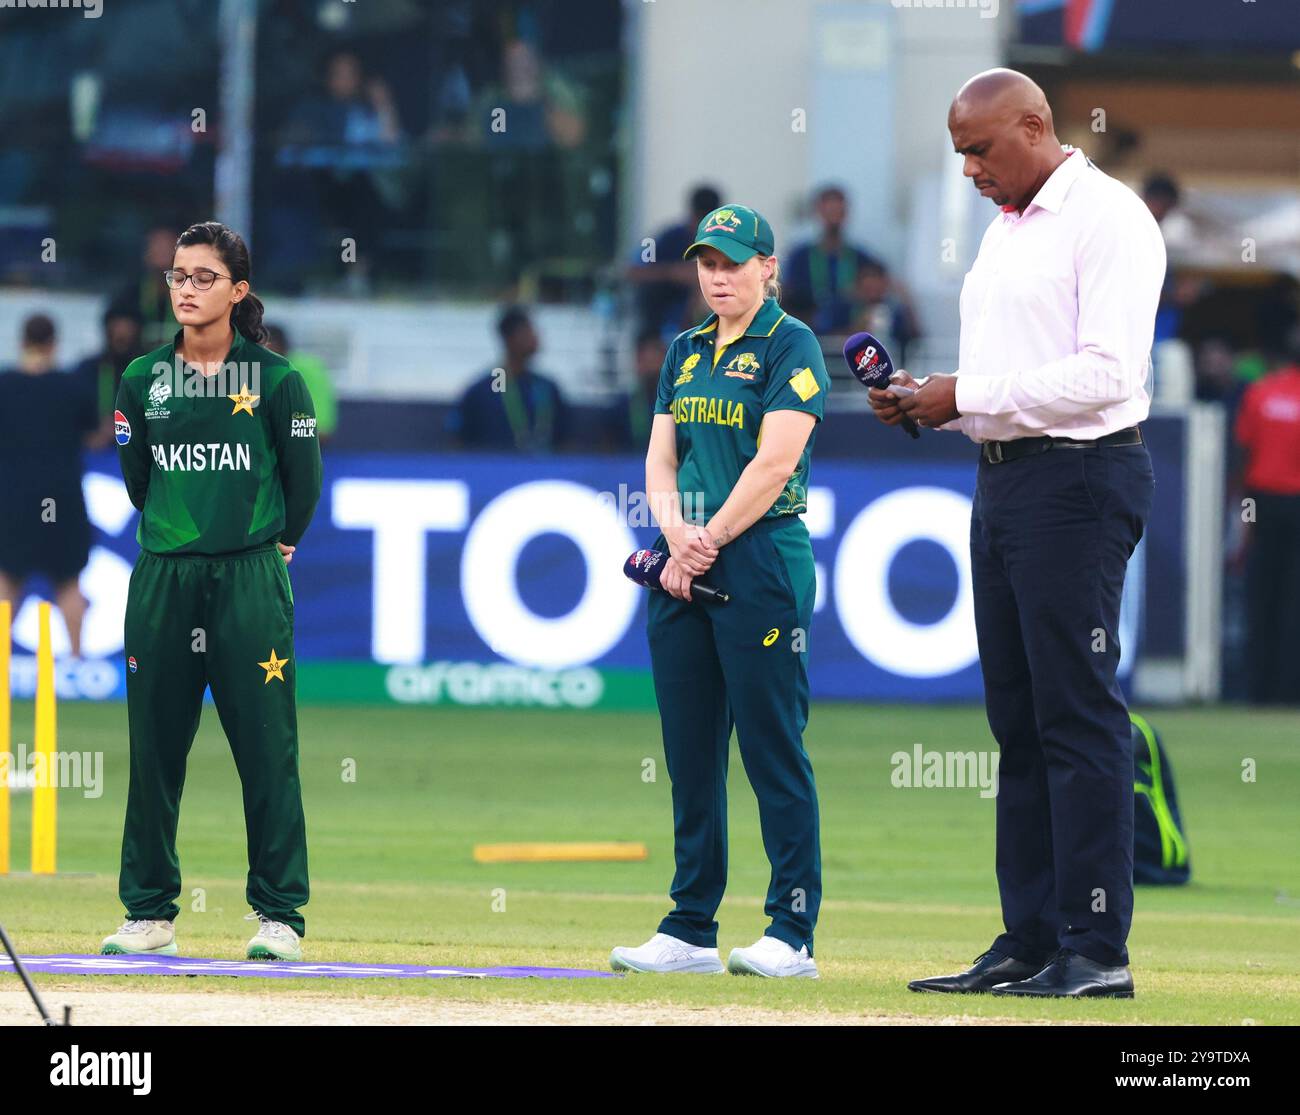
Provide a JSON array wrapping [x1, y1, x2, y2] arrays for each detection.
[[871, 69, 1164, 999]]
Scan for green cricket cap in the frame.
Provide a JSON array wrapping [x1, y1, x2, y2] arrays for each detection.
[[683, 204, 775, 263]]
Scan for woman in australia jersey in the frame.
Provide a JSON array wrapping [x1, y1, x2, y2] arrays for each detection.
[[611, 204, 831, 979], [102, 221, 321, 962]]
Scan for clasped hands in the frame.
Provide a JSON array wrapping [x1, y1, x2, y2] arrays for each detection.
[[660, 524, 717, 602]]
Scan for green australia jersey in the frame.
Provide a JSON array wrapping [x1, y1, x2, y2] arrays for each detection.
[[115, 329, 323, 555], [655, 297, 831, 524]]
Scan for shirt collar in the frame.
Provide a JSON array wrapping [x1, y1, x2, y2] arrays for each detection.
[[169, 327, 247, 362], [691, 297, 787, 340], [1019, 146, 1087, 216]]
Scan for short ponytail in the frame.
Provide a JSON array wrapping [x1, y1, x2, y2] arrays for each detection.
[[175, 220, 268, 343], [231, 290, 268, 344]]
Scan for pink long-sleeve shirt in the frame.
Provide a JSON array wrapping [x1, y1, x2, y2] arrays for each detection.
[[948, 147, 1167, 444]]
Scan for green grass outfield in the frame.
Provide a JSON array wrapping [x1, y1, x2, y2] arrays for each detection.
[[2, 700, 1297, 1024]]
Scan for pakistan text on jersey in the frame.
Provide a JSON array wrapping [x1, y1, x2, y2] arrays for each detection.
[[150, 443, 252, 471], [670, 397, 745, 428]]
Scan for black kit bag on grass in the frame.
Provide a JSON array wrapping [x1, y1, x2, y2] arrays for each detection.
[[1130, 712, 1191, 885]]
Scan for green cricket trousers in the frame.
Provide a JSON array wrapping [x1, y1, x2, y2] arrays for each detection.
[[119, 543, 309, 935], [646, 515, 822, 955]]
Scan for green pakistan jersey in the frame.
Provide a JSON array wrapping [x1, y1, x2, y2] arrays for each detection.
[[115, 329, 322, 555], [654, 297, 831, 524]]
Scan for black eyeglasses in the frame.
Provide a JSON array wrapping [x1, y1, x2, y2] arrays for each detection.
[[164, 269, 233, 291]]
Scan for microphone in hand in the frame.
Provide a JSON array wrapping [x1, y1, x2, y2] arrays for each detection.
[[843, 331, 921, 440], [624, 549, 730, 605]]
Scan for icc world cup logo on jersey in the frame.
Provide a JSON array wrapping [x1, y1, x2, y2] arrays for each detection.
[[675, 353, 700, 386], [145, 374, 173, 420]]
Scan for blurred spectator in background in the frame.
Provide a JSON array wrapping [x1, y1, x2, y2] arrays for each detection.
[[76, 302, 144, 450], [1256, 274, 1300, 358], [281, 49, 404, 157], [468, 37, 588, 280], [1143, 172, 1205, 343], [848, 260, 922, 367], [0, 315, 97, 656], [1195, 336, 1248, 411], [450, 306, 567, 453], [470, 37, 586, 152], [321, 50, 402, 146], [279, 50, 407, 288], [1142, 172, 1180, 226], [626, 184, 721, 340], [1233, 325, 1300, 705], [265, 323, 338, 443], [603, 329, 666, 452], [784, 185, 883, 335], [113, 225, 178, 349]]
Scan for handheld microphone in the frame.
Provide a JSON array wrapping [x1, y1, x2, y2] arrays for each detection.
[[624, 549, 730, 605], [842, 331, 920, 440]]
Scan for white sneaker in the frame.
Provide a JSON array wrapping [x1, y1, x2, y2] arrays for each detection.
[[727, 935, 819, 978], [101, 918, 178, 956], [244, 912, 303, 961], [610, 932, 725, 974]]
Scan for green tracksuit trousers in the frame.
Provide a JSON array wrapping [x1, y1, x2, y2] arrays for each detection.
[[118, 543, 309, 935], [646, 515, 822, 955]]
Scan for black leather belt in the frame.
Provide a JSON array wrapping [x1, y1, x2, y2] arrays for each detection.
[[980, 425, 1143, 465]]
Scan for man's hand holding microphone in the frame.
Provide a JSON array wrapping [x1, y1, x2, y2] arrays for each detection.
[[866, 367, 921, 429], [844, 331, 959, 434], [867, 370, 962, 430]]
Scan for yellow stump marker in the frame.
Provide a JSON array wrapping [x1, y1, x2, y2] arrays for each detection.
[[31, 601, 57, 874], [0, 600, 10, 875], [473, 842, 647, 864]]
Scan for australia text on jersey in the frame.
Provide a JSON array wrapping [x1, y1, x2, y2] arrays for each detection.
[[670, 396, 745, 428], [149, 358, 264, 404]]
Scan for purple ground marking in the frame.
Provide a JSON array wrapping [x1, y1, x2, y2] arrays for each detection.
[[3, 955, 618, 980]]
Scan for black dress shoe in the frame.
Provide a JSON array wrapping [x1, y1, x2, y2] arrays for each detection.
[[907, 949, 1045, 994], [990, 949, 1135, 998]]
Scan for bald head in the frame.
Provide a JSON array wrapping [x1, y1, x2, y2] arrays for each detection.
[[948, 68, 1066, 212], [951, 69, 1054, 132]]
